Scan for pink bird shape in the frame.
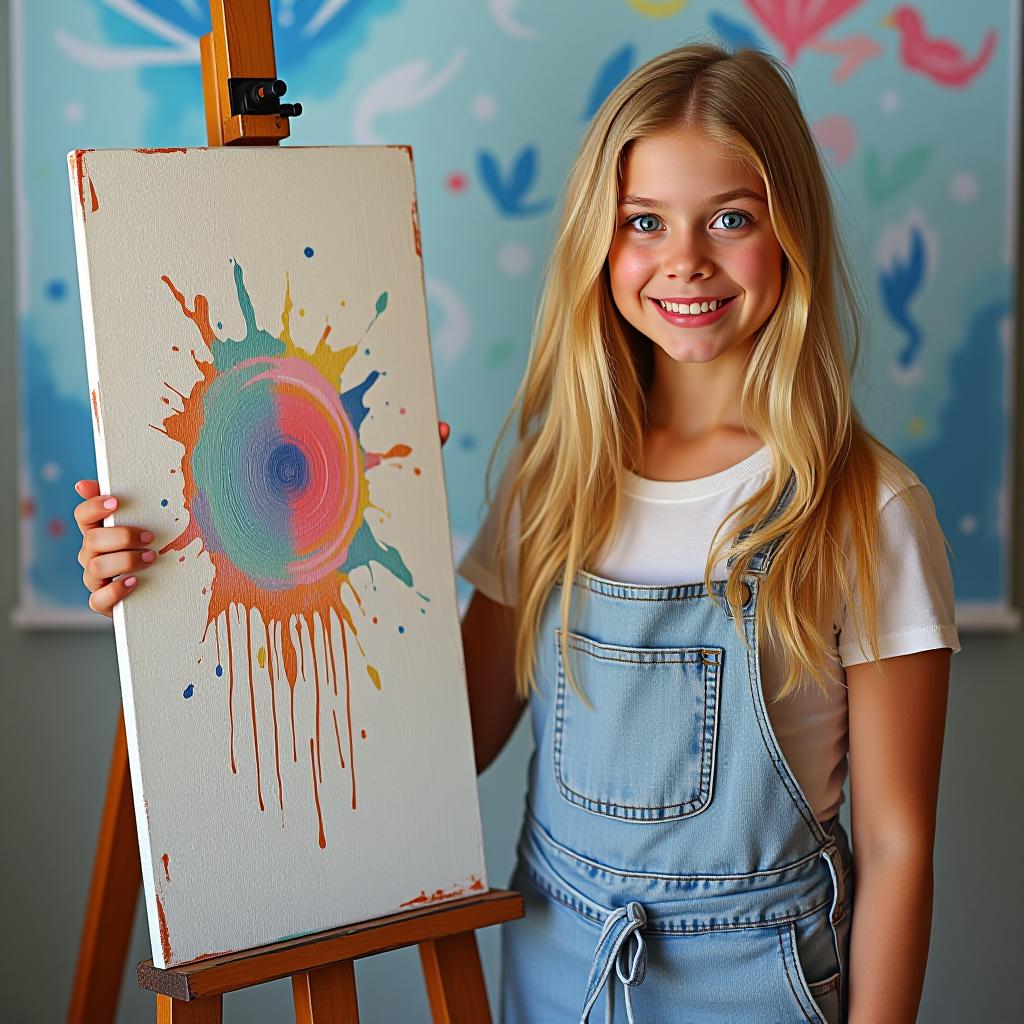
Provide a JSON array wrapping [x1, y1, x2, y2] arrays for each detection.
[[744, 0, 865, 64], [883, 6, 998, 88]]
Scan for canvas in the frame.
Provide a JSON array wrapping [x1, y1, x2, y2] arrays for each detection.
[[68, 146, 486, 968]]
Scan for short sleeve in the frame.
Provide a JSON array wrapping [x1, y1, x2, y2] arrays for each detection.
[[456, 444, 523, 607], [836, 482, 961, 668]]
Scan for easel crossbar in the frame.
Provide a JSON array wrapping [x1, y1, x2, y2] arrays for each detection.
[[137, 890, 523, 1002]]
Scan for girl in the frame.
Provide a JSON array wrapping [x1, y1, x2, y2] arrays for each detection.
[[75, 43, 958, 1024]]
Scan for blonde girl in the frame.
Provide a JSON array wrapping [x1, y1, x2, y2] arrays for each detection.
[[75, 42, 958, 1024], [455, 43, 957, 1024]]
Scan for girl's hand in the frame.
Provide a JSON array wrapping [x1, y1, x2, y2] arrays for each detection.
[[73, 480, 156, 619]]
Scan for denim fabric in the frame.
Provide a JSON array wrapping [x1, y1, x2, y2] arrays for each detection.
[[501, 474, 856, 1023]]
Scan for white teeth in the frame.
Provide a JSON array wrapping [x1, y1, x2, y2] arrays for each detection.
[[657, 297, 725, 315]]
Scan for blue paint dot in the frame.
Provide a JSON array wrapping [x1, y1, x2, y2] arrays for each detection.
[[161, 498, 169, 507], [364, 348, 370, 355], [217, 321, 223, 330], [304, 246, 314, 258], [420, 607, 426, 614], [215, 664, 223, 677], [459, 433, 477, 451], [183, 684, 194, 699], [45, 279, 67, 301], [398, 625, 405, 634]]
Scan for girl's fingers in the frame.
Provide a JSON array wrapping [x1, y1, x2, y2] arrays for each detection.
[[85, 549, 156, 582], [439, 421, 451, 445], [74, 493, 121, 533], [82, 524, 154, 555], [86, 575, 138, 618], [74, 479, 100, 500]]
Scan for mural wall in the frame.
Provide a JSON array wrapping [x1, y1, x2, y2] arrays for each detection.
[[10, 0, 1020, 627]]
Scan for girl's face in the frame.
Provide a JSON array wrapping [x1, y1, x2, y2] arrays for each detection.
[[607, 129, 784, 365]]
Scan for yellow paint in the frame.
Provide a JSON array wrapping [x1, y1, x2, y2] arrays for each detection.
[[626, 0, 688, 18], [367, 664, 382, 690], [257, 646, 267, 669]]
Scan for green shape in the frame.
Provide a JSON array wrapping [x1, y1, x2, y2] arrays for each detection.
[[864, 146, 931, 206]]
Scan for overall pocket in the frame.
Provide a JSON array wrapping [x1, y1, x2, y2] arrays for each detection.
[[552, 629, 722, 821], [779, 901, 847, 1024]]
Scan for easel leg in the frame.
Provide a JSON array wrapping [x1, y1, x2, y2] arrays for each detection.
[[292, 959, 360, 1024], [419, 931, 492, 1024], [68, 710, 141, 1024], [156, 993, 223, 1023]]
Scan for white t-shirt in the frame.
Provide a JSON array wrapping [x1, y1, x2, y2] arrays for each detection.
[[457, 443, 961, 823]]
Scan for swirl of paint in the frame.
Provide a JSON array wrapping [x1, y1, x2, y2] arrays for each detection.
[[190, 354, 364, 589]]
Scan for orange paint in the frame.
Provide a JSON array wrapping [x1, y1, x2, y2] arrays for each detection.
[[70, 149, 96, 219], [364, 443, 413, 470], [161, 853, 171, 881], [410, 199, 422, 257], [90, 389, 100, 429], [311, 618, 323, 785], [399, 874, 486, 908], [266, 625, 283, 811], [89, 180, 99, 213], [156, 895, 173, 963], [309, 737, 326, 849], [135, 147, 188, 155], [332, 708, 345, 769], [245, 611, 265, 812], [226, 609, 236, 773], [341, 619, 356, 810]]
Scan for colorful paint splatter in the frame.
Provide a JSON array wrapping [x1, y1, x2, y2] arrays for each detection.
[[155, 260, 419, 847]]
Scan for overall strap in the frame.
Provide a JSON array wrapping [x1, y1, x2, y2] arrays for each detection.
[[725, 468, 797, 577]]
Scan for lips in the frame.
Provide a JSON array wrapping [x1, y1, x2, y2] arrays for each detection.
[[649, 294, 737, 327]]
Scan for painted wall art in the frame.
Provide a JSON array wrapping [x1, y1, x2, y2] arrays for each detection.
[[68, 145, 485, 967], [12, 1, 1022, 630]]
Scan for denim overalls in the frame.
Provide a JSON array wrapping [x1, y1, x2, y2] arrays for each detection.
[[501, 474, 855, 1023]]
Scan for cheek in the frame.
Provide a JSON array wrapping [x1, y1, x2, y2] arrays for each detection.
[[607, 241, 653, 301], [732, 241, 784, 298]]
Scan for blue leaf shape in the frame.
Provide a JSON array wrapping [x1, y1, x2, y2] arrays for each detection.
[[583, 44, 634, 121], [477, 150, 505, 202], [510, 146, 537, 201]]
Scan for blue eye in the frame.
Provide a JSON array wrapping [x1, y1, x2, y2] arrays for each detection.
[[713, 210, 751, 230], [626, 213, 662, 233]]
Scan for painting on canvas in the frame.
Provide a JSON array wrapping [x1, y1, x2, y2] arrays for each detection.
[[68, 146, 486, 968]]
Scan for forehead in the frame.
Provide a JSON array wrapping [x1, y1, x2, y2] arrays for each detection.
[[618, 130, 763, 202]]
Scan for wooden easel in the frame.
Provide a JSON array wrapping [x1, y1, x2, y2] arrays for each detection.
[[67, 4, 522, 1021]]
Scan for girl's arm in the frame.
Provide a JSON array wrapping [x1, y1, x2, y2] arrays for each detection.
[[461, 589, 526, 775], [846, 647, 951, 1023]]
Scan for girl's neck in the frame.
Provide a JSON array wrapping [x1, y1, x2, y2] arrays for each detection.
[[639, 336, 763, 480]]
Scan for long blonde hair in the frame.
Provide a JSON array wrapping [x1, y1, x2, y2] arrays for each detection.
[[485, 43, 938, 703]]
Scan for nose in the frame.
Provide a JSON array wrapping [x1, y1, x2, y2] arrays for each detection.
[[663, 227, 712, 279]]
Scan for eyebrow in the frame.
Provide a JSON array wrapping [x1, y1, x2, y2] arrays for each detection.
[[619, 188, 768, 207]]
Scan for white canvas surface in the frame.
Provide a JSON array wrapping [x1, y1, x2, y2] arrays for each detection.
[[68, 146, 486, 968]]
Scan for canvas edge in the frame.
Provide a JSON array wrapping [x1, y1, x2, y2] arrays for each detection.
[[66, 149, 168, 969]]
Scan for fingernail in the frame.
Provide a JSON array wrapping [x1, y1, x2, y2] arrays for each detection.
[[103, 498, 118, 510], [124, 576, 137, 588], [141, 551, 156, 563], [140, 530, 154, 543]]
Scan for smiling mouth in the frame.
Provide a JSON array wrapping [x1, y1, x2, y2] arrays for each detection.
[[651, 295, 737, 314]]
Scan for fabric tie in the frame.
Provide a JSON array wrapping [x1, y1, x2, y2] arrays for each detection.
[[580, 901, 648, 1024]]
